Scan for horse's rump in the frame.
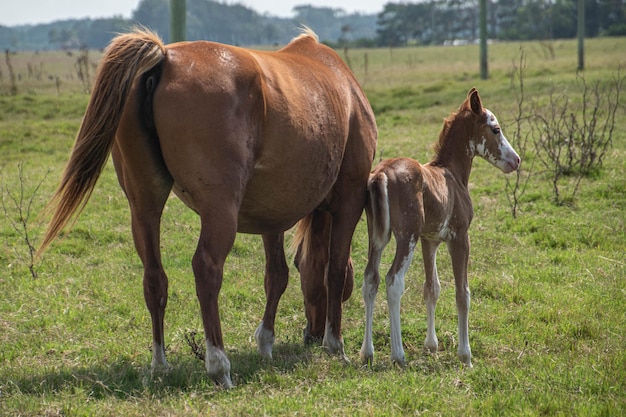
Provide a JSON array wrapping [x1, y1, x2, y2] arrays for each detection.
[[151, 35, 370, 234]]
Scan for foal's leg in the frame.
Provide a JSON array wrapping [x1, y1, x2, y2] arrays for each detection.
[[447, 234, 472, 367], [422, 239, 441, 354], [255, 233, 289, 358], [385, 232, 417, 366], [360, 240, 384, 365]]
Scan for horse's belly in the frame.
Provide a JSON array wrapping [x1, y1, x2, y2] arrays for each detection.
[[236, 162, 338, 234]]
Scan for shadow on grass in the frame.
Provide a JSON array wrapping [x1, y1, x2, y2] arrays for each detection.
[[0, 341, 315, 399]]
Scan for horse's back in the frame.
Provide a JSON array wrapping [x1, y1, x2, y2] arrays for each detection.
[[145, 37, 375, 233]]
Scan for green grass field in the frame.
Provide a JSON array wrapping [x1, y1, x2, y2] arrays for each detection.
[[1, 37, 625, 416]]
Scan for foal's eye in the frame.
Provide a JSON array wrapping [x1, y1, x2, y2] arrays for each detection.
[[492, 128, 500, 135]]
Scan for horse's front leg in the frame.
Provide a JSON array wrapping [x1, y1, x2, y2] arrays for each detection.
[[254, 233, 289, 358], [192, 210, 238, 388], [296, 211, 330, 345], [324, 205, 363, 359], [422, 239, 441, 355], [447, 234, 472, 367]]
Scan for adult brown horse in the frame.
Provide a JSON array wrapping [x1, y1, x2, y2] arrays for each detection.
[[38, 28, 377, 388], [360, 89, 520, 368]]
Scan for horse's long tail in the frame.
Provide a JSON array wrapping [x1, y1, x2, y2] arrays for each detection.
[[366, 172, 392, 250], [37, 29, 166, 256], [289, 213, 315, 270]]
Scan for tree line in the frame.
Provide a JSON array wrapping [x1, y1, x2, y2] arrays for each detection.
[[377, 0, 626, 46], [0, 0, 624, 51]]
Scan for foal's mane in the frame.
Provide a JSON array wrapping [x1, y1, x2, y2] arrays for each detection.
[[431, 108, 472, 165], [432, 110, 458, 158]]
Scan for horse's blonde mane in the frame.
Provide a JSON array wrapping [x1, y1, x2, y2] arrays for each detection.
[[294, 25, 319, 42]]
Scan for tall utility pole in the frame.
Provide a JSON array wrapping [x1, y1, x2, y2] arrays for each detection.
[[170, 0, 186, 43], [479, 0, 488, 79], [577, 0, 585, 70]]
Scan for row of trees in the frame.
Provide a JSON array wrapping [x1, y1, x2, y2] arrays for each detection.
[[0, 0, 375, 50], [0, 0, 624, 50], [377, 0, 626, 46]]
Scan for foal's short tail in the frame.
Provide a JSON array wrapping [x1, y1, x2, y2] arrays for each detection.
[[37, 29, 166, 256], [366, 172, 392, 250]]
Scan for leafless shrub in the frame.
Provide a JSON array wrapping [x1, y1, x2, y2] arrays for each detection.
[[2, 163, 47, 279], [74, 46, 92, 93], [530, 69, 623, 205], [4, 49, 17, 95], [505, 47, 534, 218], [184, 330, 206, 361]]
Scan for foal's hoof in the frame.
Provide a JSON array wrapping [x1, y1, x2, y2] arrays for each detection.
[[424, 336, 439, 354], [457, 349, 473, 369], [391, 355, 407, 368], [360, 349, 374, 367]]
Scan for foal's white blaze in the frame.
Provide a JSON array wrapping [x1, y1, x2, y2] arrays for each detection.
[[474, 109, 520, 173]]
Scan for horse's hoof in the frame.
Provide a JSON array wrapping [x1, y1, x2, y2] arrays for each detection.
[[254, 321, 274, 359], [215, 374, 234, 389], [303, 325, 322, 346], [205, 344, 233, 389]]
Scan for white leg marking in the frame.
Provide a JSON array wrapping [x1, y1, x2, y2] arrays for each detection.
[[457, 287, 473, 367], [424, 279, 441, 354], [323, 320, 348, 361], [423, 242, 440, 354], [205, 342, 234, 388], [254, 321, 274, 359], [360, 255, 380, 365], [386, 236, 415, 366], [151, 342, 169, 370]]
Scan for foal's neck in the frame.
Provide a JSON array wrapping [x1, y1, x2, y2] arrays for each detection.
[[430, 113, 474, 187]]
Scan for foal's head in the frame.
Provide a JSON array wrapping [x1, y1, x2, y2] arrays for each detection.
[[464, 88, 521, 173]]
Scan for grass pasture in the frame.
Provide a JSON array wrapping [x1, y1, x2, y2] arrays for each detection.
[[1, 37, 625, 416]]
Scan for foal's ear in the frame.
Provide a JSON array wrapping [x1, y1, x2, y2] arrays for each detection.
[[468, 88, 483, 115]]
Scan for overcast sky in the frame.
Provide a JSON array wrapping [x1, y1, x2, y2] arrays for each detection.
[[0, 0, 386, 26]]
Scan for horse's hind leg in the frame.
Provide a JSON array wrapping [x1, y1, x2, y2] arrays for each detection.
[[255, 233, 289, 358], [191, 203, 240, 388], [112, 140, 173, 371], [422, 239, 441, 355]]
